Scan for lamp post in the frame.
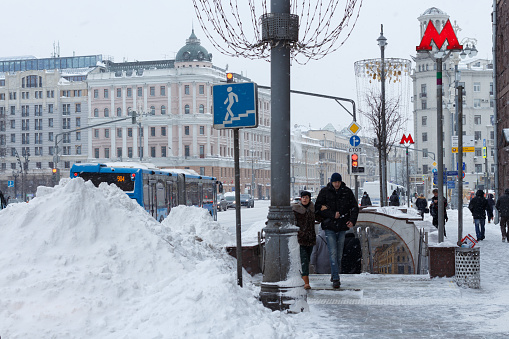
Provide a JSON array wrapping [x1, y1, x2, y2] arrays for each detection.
[[377, 25, 388, 207], [12, 170, 19, 199]]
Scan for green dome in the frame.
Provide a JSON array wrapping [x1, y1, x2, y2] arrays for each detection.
[[175, 30, 212, 62]]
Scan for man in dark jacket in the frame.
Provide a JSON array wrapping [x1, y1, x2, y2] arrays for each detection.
[[487, 194, 495, 223], [389, 190, 400, 206], [360, 192, 372, 207], [292, 190, 316, 289], [496, 188, 509, 242], [415, 193, 428, 220], [468, 189, 491, 241], [430, 188, 448, 237], [315, 173, 359, 288]]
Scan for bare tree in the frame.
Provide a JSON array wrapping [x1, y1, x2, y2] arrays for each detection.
[[359, 89, 408, 204]]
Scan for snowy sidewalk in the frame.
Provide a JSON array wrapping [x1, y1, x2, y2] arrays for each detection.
[[290, 210, 509, 338]]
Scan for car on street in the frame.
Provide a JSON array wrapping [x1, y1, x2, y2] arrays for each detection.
[[224, 195, 236, 209], [216, 194, 228, 211], [240, 194, 254, 208]]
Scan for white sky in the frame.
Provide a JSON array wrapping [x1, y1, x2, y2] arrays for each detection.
[[2, 0, 494, 130]]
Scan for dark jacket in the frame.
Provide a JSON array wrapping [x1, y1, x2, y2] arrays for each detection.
[[496, 191, 509, 217], [415, 197, 427, 211], [360, 194, 372, 207], [468, 190, 490, 220], [389, 192, 400, 206], [315, 182, 359, 232], [430, 195, 448, 224], [487, 195, 495, 215], [292, 201, 316, 246]]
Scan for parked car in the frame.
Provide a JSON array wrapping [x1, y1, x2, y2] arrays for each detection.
[[240, 194, 254, 208], [216, 195, 228, 211]]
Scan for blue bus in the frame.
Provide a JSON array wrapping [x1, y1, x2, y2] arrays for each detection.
[[70, 163, 218, 221]]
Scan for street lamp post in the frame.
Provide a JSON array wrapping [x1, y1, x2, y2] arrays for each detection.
[[377, 25, 388, 207], [12, 170, 19, 199]]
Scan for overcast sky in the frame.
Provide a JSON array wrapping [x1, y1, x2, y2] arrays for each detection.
[[3, 0, 494, 131]]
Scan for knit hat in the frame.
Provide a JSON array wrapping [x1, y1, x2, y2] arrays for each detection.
[[300, 190, 311, 198], [330, 173, 342, 183]]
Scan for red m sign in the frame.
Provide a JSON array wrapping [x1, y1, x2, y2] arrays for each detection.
[[416, 19, 462, 51], [400, 134, 414, 145]]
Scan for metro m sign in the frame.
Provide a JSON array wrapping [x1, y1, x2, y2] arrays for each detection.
[[400, 134, 414, 145], [416, 19, 462, 51]]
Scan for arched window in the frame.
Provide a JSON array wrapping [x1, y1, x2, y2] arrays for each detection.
[[150, 106, 155, 115], [117, 107, 122, 117], [104, 108, 109, 117], [94, 108, 99, 117], [161, 105, 166, 115], [199, 104, 204, 114], [185, 104, 190, 114]]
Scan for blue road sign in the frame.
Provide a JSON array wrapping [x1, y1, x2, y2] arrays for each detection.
[[349, 135, 361, 147], [213, 82, 258, 129], [457, 162, 466, 171], [432, 168, 437, 173], [7, 180, 14, 188], [446, 171, 458, 176], [447, 181, 455, 189]]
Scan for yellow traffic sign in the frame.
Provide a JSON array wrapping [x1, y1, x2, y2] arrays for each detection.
[[432, 162, 437, 167], [348, 121, 361, 135], [452, 147, 475, 153]]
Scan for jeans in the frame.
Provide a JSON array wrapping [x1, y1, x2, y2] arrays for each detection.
[[474, 219, 486, 240], [324, 229, 346, 281], [300, 245, 314, 276]]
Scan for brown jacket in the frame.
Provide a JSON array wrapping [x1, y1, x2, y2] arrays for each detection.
[[292, 202, 316, 246]]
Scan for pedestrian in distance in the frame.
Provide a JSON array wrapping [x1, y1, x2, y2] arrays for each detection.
[[495, 188, 509, 242], [389, 190, 400, 206], [310, 229, 331, 275], [360, 192, 372, 207], [292, 190, 316, 290], [468, 189, 492, 241], [315, 173, 359, 289], [415, 193, 428, 220], [430, 188, 448, 237], [0, 190, 7, 209], [487, 193, 495, 223]]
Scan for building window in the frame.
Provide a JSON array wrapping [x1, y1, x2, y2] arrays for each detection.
[[94, 108, 99, 117], [137, 87, 142, 97], [161, 105, 166, 115], [128, 128, 132, 137], [421, 116, 427, 126], [185, 145, 190, 157], [475, 164, 483, 173], [151, 147, 156, 157], [104, 89, 109, 98], [127, 88, 132, 97], [185, 126, 190, 135], [76, 132, 81, 140], [117, 128, 122, 138], [422, 132, 427, 142], [474, 115, 481, 125], [63, 104, 70, 115], [474, 131, 482, 140], [94, 89, 98, 98], [75, 103, 81, 113], [200, 126, 205, 135], [185, 105, 190, 114], [422, 148, 428, 158], [105, 129, 110, 138], [161, 126, 166, 136], [76, 117, 81, 127], [185, 85, 190, 95], [151, 127, 156, 136], [117, 88, 121, 98], [475, 148, 482, 157], [421, 100, 427, 110], [199, 104, 204, 113], [94, 129, 99, 138], [76, 145, 81, 155], [128, 147, 133, 158], [161, 146, 166, 157], [117, 107, 122, 117], [105, 148, 110, 158], [104, 108, 109, 117], [150, 87, 155, 96], [199, 85, 204, 94], [48, 104, 53, 113], [94, 148, 99, 158], [117, 147, 122, 158], [150, 106, 155, 115], [474, 99, 481, 108], [160, 86, 166, 96], [473, 82, 481, 92], [200, 145, 205, 158]]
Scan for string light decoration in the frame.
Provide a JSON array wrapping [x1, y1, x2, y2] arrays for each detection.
[[354, 58, 412, 133], [192, 0, 363, 64]]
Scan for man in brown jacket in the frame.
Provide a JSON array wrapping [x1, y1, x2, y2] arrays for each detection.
[[292, 190, 316, 289]]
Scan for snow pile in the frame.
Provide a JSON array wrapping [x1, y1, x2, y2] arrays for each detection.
[[0, 179, 304, 338]]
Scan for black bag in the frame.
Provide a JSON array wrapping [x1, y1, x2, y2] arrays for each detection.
[[424, 207, 430, 214]]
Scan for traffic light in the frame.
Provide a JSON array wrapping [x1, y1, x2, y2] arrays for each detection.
[[351, 153, 359, 171], [52, 168, 57, 174], [226, 72, 234, 83]]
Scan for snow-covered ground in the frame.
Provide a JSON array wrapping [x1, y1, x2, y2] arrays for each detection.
[[1, 179, 509, 338]]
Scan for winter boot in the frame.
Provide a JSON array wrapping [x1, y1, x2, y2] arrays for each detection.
[[332, 279, 341, 289], [302, 276, 311, 290]]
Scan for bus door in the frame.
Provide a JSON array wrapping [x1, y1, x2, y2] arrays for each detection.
[[144, 178, 156, 218], [177, 173, 186, 206], [155, 179, 166, 221]]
